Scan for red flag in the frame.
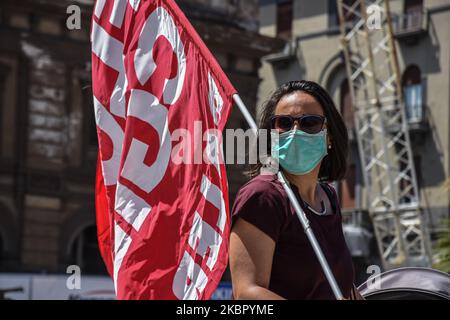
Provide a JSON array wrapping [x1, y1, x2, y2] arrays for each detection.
[[91, 0, 236, 299]]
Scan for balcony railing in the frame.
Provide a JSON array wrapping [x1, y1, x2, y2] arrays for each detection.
[[392, 9, 428, 39]]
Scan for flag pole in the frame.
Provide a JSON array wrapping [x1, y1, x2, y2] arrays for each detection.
[[232, 94, 344, 300]]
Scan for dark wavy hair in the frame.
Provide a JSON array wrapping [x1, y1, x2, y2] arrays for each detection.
[[248, 80, 349, 182]]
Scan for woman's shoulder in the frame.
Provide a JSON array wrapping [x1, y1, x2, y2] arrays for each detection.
[[231, 174, 289, 241], [232, 174, 287, 213], [238, 174, 285, 198]]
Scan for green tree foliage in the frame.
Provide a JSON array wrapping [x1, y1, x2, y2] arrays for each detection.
[[433, 219, 450, 273]]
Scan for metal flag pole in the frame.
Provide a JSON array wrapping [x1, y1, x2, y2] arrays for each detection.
[[232, 94, 344, 300]]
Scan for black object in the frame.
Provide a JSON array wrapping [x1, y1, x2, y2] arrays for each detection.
[[358, 267, 450, 300]]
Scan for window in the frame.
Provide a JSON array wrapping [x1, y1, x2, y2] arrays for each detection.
[[402, 65, 423, 123], [403, 0, 423, 31], [70, 225, 107, 275], [276, 0, 293, 40], [404, 84, 423, 122], [79, 78, 97, 147], [392, 0, 426, 37], [328, 0, 338, 27]]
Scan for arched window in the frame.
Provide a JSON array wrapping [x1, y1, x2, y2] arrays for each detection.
[[402, 65, 423, 123], [69, 225, 107, 275]]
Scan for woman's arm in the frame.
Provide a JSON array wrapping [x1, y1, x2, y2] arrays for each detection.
[[230, 218, 285, 300]]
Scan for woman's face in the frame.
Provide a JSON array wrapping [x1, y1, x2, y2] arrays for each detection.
[[273, 90, 331, 156], [274, 91, 326, 131], [275, 91, 324, 116]]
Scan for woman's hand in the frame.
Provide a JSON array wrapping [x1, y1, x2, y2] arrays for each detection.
[[350, 284, 365, 300]]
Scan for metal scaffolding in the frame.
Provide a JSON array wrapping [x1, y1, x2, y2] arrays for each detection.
[[337, 0, 432, 269]]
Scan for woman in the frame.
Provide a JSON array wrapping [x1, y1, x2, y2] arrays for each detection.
[[230, 80, 362, 300]]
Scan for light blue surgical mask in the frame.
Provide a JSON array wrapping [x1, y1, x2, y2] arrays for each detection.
[[271, 129, 328, 175]]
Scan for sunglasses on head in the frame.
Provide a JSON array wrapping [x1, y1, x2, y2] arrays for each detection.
[[271, 114, 326, 134]]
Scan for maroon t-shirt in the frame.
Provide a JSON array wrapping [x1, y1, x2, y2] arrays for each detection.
[[231, 174, 355, 300]]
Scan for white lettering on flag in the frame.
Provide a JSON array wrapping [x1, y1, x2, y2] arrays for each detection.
[[134, 6, 186, 104], [93, 97, 124, 186], [121, 89, 171, 193]]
